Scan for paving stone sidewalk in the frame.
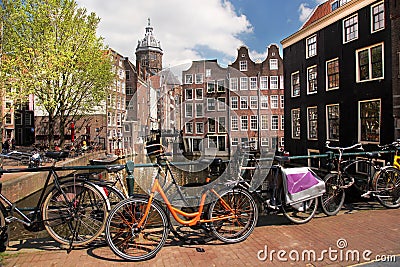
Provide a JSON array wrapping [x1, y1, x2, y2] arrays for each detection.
[[1, 204, 399, 267]]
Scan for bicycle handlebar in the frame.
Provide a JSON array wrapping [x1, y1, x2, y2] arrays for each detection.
[[325, 141, 363, 152]]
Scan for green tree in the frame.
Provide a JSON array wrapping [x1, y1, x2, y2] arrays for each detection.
[[0, 0, 114, 147]]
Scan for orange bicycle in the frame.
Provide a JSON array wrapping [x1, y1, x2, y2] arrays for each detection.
[[105, 148, 258, 261]]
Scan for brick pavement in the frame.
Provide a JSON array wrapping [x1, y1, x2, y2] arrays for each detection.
[[1, 204, 399, 267]]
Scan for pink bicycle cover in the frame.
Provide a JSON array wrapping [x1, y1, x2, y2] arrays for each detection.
[[286, 170, 319, 194]]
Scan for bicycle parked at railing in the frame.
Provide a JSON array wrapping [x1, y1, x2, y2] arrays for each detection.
[[320, 141, 400, 216], [105, 143, 258, 261], [0, 151, 109, 252], [379, 140, 400, 169], [237, 142, 324, 224]]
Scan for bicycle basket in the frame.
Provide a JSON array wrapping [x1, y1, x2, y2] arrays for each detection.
[[282, 167, 325, 205]]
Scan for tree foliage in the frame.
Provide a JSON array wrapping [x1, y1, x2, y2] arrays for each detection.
[[1, 0, 114, 146]]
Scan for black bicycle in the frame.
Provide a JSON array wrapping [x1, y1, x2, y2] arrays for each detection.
[[320, 141, 400, 216], [0, 151, 109, 252]]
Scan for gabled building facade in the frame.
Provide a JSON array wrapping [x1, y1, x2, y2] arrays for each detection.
[[229, 45, 285, 152], [281, 0, 398, 159]]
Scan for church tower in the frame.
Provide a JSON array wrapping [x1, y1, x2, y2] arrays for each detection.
[[135, 18, 163, 76]]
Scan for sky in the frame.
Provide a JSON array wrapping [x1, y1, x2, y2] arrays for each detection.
[[76, 0, 327, 68]]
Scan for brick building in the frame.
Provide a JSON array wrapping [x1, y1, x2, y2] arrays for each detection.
[[229, 44, 285, 152]]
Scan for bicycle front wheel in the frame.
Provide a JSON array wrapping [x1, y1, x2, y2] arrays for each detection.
[[105, 197, 169, 261], [42, 181, 108, 246], [282, 193, 318, 224], [208, 188, 258, 243], [320, 173, 346, 216], [373, 166, 400, 208]]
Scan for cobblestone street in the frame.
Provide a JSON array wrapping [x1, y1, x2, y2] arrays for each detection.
[[2, 202, 399, 267]]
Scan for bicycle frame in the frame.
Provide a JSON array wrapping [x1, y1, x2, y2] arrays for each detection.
[[136, 160, 237, 228], [0, 166, 66, 227]]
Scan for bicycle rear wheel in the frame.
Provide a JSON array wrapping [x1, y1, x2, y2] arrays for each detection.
[[208, 188, 258, 243], [42, 181, 108, 246], [320, 173, 346, 216], [105, 197, 169, 261], [0, 205, 8, 252], [373, 166, 400, 208], [282, 193, 318, 224]]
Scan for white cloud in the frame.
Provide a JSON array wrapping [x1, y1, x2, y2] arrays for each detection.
[[298, 0, 327, 23], [298, 3, 313, 23], [76, 0, 252, 67]]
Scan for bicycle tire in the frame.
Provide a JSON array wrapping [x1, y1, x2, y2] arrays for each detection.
[[320, 173, 346, 216], [281, 190, 318, 224], [208, 188, 258, 243], [0, 204, 9, 252], [105, 197, 169, 261], [42, 180, 108, 246], [373, 166, 400, 208]]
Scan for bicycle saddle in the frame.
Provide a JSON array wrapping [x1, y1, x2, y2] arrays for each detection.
[[45, 151, 69, 160], [105, 164, 125, 173], [274, 156, 290, 163]]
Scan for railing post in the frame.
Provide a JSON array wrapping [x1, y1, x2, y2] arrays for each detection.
[[125, 160, 135, 197]]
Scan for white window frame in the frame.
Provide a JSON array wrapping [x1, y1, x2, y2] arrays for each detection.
[[196, 103, 203, 117], [358, 99, 381, 144], [356, 43, 384, 82], [195, 73, 203, 84], [195, 88, 203, 100], [307, 106, 318, 140], [185, 74, 193, 84], [250, 115, 258, 130], [270, 95, 278, 109], [260, 76, 268, 90], [207, 81, 216, 93], [271, 115, 279, 131], [307, 65, 318, 95], [231, 137, 239, 146], [240, 96, 248, 109], [207, 98, 216, 111], [185, 88, 193, 100], [343, 14, 358, 44], [218, 117, 226, 133], [196, 122, 204, 134], [240, 77, 248, 90], [261, 115, 269, 130], [250, 77, 258, 90], [231, 116, 239, 131], [250, 96, 258, 109], [261, 95, 269, 109], [270, 59, 278, 70], [217, 80, 225, 92], [241, 115, 248, 131], [281, 115, 284, 130], [306, 34, 317, 58], [371, 2, 385, 33], [280, 95, 284, 109], [217, 97, 226, 111], [185, 122, 193, 133], [326, 103, 340, 141], [240, 60, 248, 71], [291, 108, 301, 139], [230, 78, 238, 91], [270, 76, 279, 89], [185, 103, 193, 118], [291, 71, 300, 97], [261, 137, 269, 147], [205, 69, 211, 77], [326, 58, 340, 91], [231, 96, 238, 110]]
